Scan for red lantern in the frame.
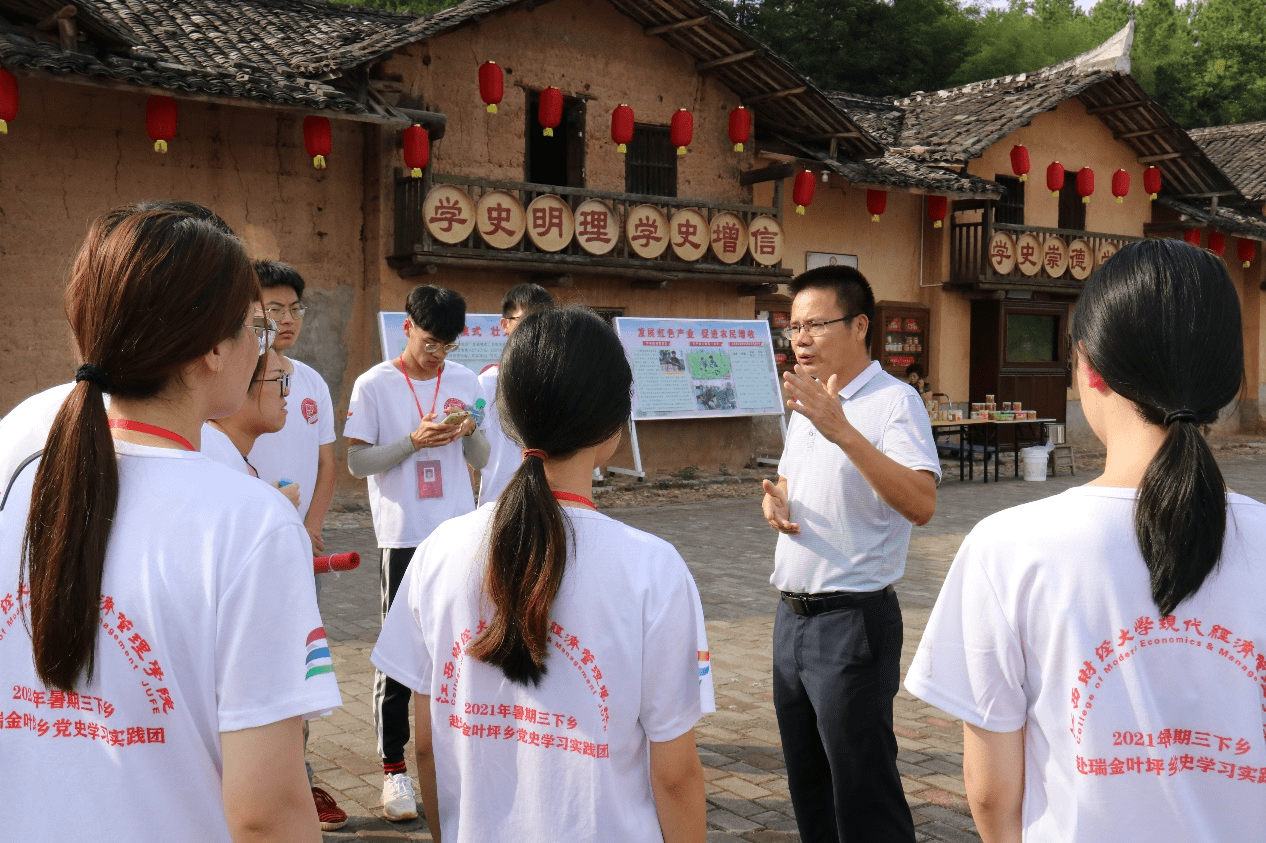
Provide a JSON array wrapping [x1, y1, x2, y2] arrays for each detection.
[[866, 189, 887, 223], [1143, 166, 1162, 200], [670, 109, 693, 155], [303, 116, 331, 169], [1047, 161, 1065, 197], [729, 106, 751, 153], [403, 125, 429, 178], [927, 195, 948, 229], [146, 95, 177, 154], [479, 61, 503, 114], [0, 68, 18, 134], [1010, 145, 1030, 182], [792, 171, 815, 215], [1237, 238, 1255, 268], [1183, 228, 1202, 247], [1077, 168, 1094, 204], [611, 104, 634, 154], [1207, 231, 1226, 256], [538, 87, 562, 137], [1111, 169, 1130, 203]]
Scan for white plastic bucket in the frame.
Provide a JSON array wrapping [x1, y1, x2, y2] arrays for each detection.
[[1021, 447, 1048, 481]]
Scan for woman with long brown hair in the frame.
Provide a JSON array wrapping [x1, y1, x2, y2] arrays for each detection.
[[0, 208, 340, 841], [372, 305, 713, 842]]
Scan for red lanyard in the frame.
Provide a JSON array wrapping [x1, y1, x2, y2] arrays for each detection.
[[552, 490, 596, 510], [397, 355, 443, 420], [107, 419, 195, 451]]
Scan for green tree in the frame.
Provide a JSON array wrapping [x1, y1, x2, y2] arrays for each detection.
[[1182, 0, 1266, 125]]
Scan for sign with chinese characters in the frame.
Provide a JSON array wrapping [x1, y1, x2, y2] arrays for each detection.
[[377, 311, 508, 375], [574, 199, 618, 255], [476, 189, 526, 250], [626, 204, 669, 259], [747, 215, 785, 266], [525, 194, 574, 253], [1067, 239, 1093, 280], [669, 208, 708, 262], [423, 185, 476, 244], [613, 317, 783, 421], [1042, 235, 1069, 277], [1098, 241, 1119, 267], [1016, 232, 1042, 277], [988, 231, 1017, 274], [708, 211, 748, 264]]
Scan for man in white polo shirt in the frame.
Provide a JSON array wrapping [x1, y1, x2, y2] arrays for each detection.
[[760, 265, 939, 843], [344, 284, 489, 824], [477, 283, 553, 505]]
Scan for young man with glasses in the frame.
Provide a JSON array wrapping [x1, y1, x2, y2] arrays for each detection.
[[760, 265, 939, 843], [344, 284, 488, 824], [476, 283, 553, 505]]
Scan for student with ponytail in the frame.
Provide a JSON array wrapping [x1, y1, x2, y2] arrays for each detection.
[[0, 208, 339, 841], [907, 238, 1266, 842], [373, 306, 714, 842]]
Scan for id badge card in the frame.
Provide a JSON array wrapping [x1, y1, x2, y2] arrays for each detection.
[[416, 459, 443, 499]]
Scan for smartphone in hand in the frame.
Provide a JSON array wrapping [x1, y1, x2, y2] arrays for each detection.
[[441, 410, 471, 426]]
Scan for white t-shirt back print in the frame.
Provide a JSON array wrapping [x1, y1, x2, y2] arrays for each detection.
[[372, 505, 714, 843]]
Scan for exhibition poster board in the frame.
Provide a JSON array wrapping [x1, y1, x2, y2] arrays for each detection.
[[377, 312, 508, 376]]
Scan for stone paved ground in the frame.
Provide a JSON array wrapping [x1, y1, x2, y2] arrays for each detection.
[[312, 448, 1266, 841]]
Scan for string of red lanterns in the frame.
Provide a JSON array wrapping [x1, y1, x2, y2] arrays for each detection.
[[1076, 168, 1094, 204], [1111, 169, 1129, 203], [0, 68, 18, 134], [927, 196, 947, 229], [479, 61, 503, 114], [1238, 239, 1255, 268], [1047, 161, 1064, 197], [1207, 231, 1226, 256], [866, 189, 886, 223], [670, 109, 692, 155], [611, 104, 634, 154], [792, 171, 815, 215], [538, 87, 563, 137], [1010, 145, 1030, 182], [1184, 228, 1202, 247], [146, 95, 177, 153], [303, 116, 331, 169], [728, 106, 750, 153], [403, 125, 429, 178], [1144, 166, 1162, 199]]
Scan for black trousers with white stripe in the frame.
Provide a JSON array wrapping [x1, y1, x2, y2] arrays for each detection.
[[374, 547, 416, 766]]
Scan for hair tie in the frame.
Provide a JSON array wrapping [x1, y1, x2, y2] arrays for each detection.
[[1163, 410, 1198, 426], [74, 363, 111, 391], [522, 449, 548, 461]]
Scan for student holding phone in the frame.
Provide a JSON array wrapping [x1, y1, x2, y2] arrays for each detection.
[[345, 284, 488, 822]]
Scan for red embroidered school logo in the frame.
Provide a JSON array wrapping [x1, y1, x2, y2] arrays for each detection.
[[301, 397, 319, 424], [442, 398, 467, 415]]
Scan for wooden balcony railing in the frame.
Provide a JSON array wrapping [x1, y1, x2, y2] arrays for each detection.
[[951, 217, 1144, 290], [392, 173, 791, 284]]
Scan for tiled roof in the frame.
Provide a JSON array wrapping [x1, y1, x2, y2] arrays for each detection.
[[1189, 121, 1266, 204], [1156, 196, 1266, 241], [0, 0, 416, 117]]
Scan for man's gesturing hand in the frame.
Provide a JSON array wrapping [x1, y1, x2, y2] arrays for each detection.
[[761, 478, 799, 534]]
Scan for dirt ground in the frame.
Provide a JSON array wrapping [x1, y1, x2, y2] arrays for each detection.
[[324, 432, 1266, 526]]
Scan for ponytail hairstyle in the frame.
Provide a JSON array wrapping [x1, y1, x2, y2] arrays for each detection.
[[1071, 238, 1243, 615], [22, 208, 258, 692], [467, 306, 632, 685]]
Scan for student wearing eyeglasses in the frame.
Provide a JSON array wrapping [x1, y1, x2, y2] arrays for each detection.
[[344, 284, 489, 824]]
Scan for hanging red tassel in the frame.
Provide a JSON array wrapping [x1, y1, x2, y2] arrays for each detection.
[[611, 104, 634, 154], [670, 109, 693, 155], [403, 125, 429, 178], [146, 95, 177, 153], [729, 106, 751, 153], [927, 195, 947, 229], [303, 116, 332, 169], [792, 171, 815, 215], [479, 61, 503, 114], [538, 87, 562, 137]]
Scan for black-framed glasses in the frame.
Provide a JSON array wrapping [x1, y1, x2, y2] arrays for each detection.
[[247, 317, 278, 356], [423, 340, 460, 355], [264, 303, 308, 320], [782, 314, 859, 341], [252, 371, 291, 397]]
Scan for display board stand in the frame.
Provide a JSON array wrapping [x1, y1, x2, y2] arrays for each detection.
[[605, 413, 786, 479]]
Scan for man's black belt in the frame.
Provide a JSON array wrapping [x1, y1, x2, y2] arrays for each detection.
[[780, 585, 894, 616]]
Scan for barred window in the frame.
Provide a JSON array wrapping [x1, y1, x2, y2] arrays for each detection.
[[625, 125, 676, 197]]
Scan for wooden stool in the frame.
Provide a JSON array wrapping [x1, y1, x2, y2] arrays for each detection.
[[1045, 423, 1076, 476]]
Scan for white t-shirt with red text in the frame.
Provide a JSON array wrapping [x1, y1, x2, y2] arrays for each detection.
[[343, 360, 481, 548], [0, 440, 341, 842], [906, 486, 1266, 841], [372, 504, 715, 843], [248, 358, 336, 521]]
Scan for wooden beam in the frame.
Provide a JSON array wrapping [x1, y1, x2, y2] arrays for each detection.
[[1178, 191, 1238, 199], [644, 15, 709, 36], [739, 162, 794, 186], [737, 283, 778, 296], [805, 131, 861, 140], [744, 86, 807, 105], [695, 50, 760, 73], [36, 5, 76, 30], [1085, 99, 1148, 115], [1114, 127, 1161, 140], [633, 279, 671, 291], [1137, 151, 1184, 164]]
